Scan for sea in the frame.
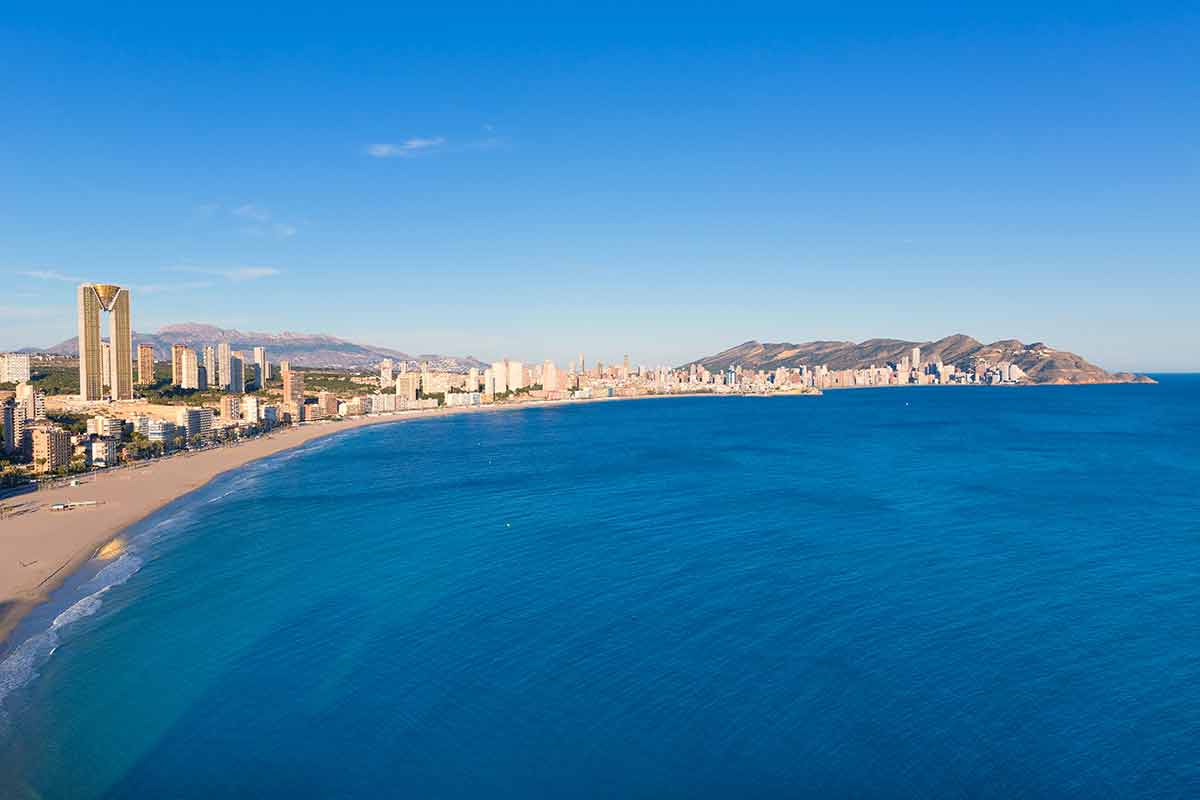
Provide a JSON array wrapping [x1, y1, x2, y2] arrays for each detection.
[[0, 377, 1197, 798]]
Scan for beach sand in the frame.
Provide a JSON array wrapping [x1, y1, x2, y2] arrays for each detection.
[[0, 405, 501, 647], [0, 393, 701, 648]]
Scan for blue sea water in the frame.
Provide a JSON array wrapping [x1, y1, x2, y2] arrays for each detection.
[[1, 379, 1198, 798]]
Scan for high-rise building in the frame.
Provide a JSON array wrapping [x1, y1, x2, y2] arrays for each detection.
[[0, 353, 31, 384], [16, 382, 46, 420], [171, 343, 188, 386], [467, 367, 479, 391], [228, 355, 244, 393], [578, 353, 584, 375], [253, 346, 269, 382], [137, 344, 155, 386], [2, 398, 25, 455], [217, 342, 232, 389], [317, 391, 338, 417], [78, 283, 133, 401], [911, 347, 921, 370], [623, 354, 630, 378], [489, 361, 508, 395], [176, 406, 214, 442], [242, 394, 260, 423], [380, 359, 394, 388], [219, 394, 242, 421], [507, 360, 524, 392], [100, 341, 113, 391], [281, 361, 304, 410], [30, 425, 72, 473], [181, 348, 201, 389], [394, 373, 419, 402], [542, 360, 558, 391], [203, 346, 216, 384]]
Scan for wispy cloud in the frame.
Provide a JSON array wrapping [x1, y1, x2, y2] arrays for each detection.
[[198, 203, 298, 239], [169, 266, 282, 282], [366, 138, 447, 158], [233, 203, 272, 223], [0, 305, 57, 319], [136, 280, 214, 295], [18, 269, 81, 282]]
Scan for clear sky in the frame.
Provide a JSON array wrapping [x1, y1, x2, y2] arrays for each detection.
[[2, 2, 1197, 370]]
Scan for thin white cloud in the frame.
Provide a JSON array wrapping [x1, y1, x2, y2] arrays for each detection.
[[366, 138, 447, 158], [0, 305, 56, 319], [197, 203, 298, 238], [17, 269, 81, 282], [233, 203, 272, 223], [169, 266, 282, 282], [136, 280, 214, 295]]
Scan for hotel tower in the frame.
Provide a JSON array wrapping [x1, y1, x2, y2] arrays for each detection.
[[77, 283, 133, 401]]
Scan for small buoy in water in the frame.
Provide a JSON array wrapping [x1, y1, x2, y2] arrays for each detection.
[[506, 522, 511, 527]]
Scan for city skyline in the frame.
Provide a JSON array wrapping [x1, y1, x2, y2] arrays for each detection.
[[3, 4, 1198, 371]]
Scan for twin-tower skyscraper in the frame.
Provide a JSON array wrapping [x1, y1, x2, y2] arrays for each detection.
[[77, 282, 133, 401]]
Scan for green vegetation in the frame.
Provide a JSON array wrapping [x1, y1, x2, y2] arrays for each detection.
[[47, 412, 90, 434], [295, 369, 373, 394], [30, 362, 80, 395]]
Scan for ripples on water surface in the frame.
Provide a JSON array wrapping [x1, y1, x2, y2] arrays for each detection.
[[1, 380, 1198, 798]]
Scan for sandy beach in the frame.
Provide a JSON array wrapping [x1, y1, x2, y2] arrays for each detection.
[[0, 392, 712, 649], [0, 403, 511, 647]]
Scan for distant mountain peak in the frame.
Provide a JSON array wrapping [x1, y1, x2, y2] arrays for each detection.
[[687, 335, 1147, 385], [33, 322, 486, 373]]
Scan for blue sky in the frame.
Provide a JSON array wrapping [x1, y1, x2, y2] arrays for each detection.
[[2, 2, 1197, 370]]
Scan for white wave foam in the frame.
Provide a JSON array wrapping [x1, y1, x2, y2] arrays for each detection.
[[0, 554, 145, 712]]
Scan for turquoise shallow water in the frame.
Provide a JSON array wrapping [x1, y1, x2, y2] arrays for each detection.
[[1, 380, 1198, 798]]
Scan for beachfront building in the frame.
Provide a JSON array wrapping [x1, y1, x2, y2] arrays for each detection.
[[380, 359, 394, 388], [86, 437, 119, 468], [242, 394, 260, 424], [394, 373, 418, 402], [78, 283, 133, 401], [0, 353, 31, 384], [281, 361, 304, 409], [137, 343, 155, 385], [16, 383, 46, 421], [261, 404, 279, 428], [488, 362, 507, 395], [87, 415, 125, 438], [176, 407, 215, 443], [317, 391, 338, 418], [509, 361, 525, 391], [219, 395, 242, 422], [2, 398, 25, 455], [30, 425, 72, 473]]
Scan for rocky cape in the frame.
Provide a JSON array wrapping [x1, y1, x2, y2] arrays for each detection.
[[30, 323, 487, 372], [688, 335, 1154, 385]]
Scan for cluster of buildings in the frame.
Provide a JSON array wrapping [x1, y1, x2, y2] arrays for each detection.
[[0, 280, 1043, 482], [166, 342, 270, 393], [680, 347, 1028, 392]]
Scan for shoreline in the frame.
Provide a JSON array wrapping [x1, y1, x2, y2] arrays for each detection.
[[0, 379, 1153, 650], [0, 392, 698, 649]]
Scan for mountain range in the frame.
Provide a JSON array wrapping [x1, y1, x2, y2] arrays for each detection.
[[29, 323, 487, 372], [688, 335, 1152, 384]]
